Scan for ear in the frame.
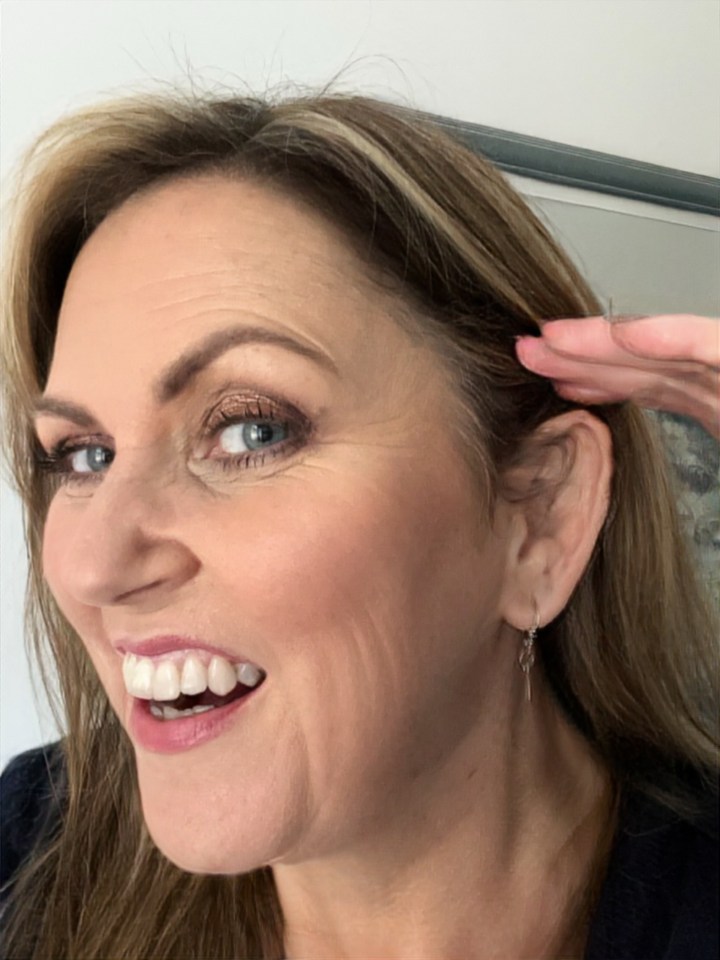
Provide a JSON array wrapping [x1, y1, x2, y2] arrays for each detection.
[[497, 410, 613, 631]]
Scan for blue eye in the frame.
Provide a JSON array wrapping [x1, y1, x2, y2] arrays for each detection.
[[33, 396, 310, 490], [69, 445, 115, 473], [218, 421, 289, 454], [34, 439, 116, 487]]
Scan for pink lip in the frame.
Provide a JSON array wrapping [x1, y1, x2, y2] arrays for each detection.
[[128, 684, 264, 753], [113, 635, 252, 663]]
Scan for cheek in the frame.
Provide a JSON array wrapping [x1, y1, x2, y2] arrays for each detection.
[[41, 500, 124, 700], [42, 500, 91, 629], [163, 462, 494, 861], [203, 473, 435, 640], [195, 457, 494, 711]]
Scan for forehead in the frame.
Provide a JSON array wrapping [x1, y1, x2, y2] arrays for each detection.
[[69, 174, 373, 292], [53, 175, 406, 375]]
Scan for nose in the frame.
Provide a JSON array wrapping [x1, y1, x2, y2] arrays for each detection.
[[47, 465, 200, 610]]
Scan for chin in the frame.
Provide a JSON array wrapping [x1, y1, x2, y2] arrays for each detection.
[[141, 807, 270, 875], [135, 774, 289, 876]]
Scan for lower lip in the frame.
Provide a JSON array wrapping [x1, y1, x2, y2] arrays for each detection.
[[128, 685, 264, 754]]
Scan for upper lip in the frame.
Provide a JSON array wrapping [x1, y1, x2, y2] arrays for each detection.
[[111, 635, 257, 664]]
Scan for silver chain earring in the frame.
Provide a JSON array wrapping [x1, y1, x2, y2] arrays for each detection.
[[518, 607, 540, 702]]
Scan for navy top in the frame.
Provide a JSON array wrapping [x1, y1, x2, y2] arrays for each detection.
[[1, 742, 718, 959]]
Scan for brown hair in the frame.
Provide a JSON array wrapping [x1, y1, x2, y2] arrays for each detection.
[[1, 85, 717, 959]]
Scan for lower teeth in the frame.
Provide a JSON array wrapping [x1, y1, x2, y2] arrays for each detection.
[[149, 703, 216, 720]]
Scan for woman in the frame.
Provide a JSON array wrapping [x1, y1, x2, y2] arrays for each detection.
[[0, 89, 717, 960]]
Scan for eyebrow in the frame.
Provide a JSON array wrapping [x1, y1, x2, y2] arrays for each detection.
[[33, 323, 338, 426]]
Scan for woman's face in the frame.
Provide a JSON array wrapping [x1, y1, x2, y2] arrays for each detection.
[[37, 176, 515, 872]]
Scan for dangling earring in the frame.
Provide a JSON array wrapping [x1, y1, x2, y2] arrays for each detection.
[[518, 606, 540, 702]]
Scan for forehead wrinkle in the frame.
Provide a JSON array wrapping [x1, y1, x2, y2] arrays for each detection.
[[68, 179, 406, 355], [55, 178, 434, 419]]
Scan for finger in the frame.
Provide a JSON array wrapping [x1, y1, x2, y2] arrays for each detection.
[[516, 334, 717, 404], [607, 314, 720, 367], [553, 378, 720, 439], [524, 352, 717, 405], [515, 328, 720, 438], [538, 315, 720, 368], [538, 316, 630, 363], [515, 331, 713, 381], [516, 337, 720, 391], [522, 317, 656, 369]]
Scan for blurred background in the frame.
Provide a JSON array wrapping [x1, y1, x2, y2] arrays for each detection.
[[1, 0, 718, 769]]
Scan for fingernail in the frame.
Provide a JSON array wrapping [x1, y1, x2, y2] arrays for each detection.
[[514, 335, 542, 351]]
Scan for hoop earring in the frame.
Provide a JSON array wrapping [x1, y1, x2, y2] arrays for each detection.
[[518, 606, 540, 703]]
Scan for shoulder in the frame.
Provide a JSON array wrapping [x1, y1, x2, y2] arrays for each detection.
[[0, 741, 66, 900], [586, 779, 719, 960]]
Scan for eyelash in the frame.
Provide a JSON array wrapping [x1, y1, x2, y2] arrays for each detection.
[[33, 396, 310, 489]]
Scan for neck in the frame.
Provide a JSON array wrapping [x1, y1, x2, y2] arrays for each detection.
[[274, 673, 617, 960]]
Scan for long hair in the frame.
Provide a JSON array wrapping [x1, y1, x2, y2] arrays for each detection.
[[1, 85, 717, 959]]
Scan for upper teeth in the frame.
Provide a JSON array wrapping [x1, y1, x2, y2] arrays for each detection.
[[122, 653, 263, 701]]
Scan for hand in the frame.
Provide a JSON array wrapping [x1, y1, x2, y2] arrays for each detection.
[[515, 314, 720, 440]]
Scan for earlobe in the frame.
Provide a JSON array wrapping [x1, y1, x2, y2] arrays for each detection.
[[498, 410, 613, 631]]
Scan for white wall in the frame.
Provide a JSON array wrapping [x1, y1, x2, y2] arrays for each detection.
[[1, 0, 719, 770]]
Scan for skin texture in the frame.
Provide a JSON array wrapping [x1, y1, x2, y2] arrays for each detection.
[[37, 175, 615, 959], [516, 314, 720, 439]]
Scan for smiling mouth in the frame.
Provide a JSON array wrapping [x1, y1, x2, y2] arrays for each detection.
[[121, 649, 266, 721], [145, 681, 265, 720]]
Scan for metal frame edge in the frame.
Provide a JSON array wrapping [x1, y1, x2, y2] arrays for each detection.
[[413, 110, 719, 217]]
